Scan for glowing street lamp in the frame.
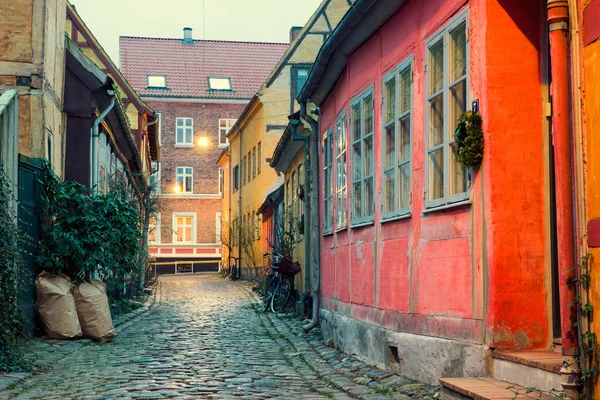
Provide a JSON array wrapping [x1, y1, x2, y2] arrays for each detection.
[[173, 184, 181, 193], [197, 136, 209, 148]]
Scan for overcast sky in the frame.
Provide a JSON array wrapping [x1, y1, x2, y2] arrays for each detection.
[[70, 0, 323, 65]]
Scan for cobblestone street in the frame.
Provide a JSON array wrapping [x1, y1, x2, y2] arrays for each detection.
[[0, 274, 438, 400]]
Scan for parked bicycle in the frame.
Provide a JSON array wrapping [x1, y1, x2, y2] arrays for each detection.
[[262, 252, 301, 313]]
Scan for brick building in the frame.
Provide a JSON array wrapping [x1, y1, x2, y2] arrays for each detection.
[[120, 30, 287, 274]]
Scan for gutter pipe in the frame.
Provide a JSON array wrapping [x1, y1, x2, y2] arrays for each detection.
[[547, 1, 580, 397], [237, 126, 243, 280], [300, 101, 321, 332], [91, 91, 115, 193], [290, 117, 312, 314]]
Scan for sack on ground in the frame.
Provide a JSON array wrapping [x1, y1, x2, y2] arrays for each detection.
[[74, 280, 116, 342], [35, 271, 83, 339]]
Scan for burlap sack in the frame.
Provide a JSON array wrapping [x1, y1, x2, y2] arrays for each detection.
[[74, 280, 116, 342], [35, 271, 83, 339]]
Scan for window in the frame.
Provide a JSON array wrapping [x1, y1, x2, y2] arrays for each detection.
[[323, 128, 333, 233], [150, 161, 161, 194], [257, 142, 262, 174], [425, 12, 469, 208], [208, 77, 232, 91], [252, 147, 256, 178], [218, 118, 236, 147], [247, 152, 251, 182], [156, 113, 162, 146], [47, 131, 53, 166], [292, 66, 311, 101], [350, 87, 375, 225], [149, 214, 160, 244], [298, 163, 304, 239], [256, 214, 261, 240], [215, 212, 222, 244], [147, 75, 166, 89], [176, 118, 193, 146], [243, 156, 247, 185], [292, 171, 297, 239], [233, 165, 239, 191], [99, 164, 106, 195], [383, 57, 413, 219], [335, 113, 348, 229], [176, 167, 193, 193], [173, 213, 196, 244], [218, 167, 223, 194]]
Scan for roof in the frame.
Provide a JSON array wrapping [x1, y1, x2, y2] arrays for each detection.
[[119, 36, 289, 99], [298, 0, 406, 106]]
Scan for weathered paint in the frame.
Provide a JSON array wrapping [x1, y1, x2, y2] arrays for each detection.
[[318, 0, 550, 350]]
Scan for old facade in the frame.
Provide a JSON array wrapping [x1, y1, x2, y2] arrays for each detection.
[[120, 31, 286, 274]]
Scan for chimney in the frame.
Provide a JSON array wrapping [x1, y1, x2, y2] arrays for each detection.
[[181, 27, 194, 44], [289, 26, 302, 44]]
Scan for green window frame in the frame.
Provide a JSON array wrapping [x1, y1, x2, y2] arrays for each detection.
[[335, 112, 348, 230], [382, 56, 413, 219], [350, 87, 375, 226], [425, 9, 470, 209], [323, 127, 333, 234]]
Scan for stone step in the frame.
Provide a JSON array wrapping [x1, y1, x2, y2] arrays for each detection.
[[440, 377, 553, 400], [491, 351, 561, 393]]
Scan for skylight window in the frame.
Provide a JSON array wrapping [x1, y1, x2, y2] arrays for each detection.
[[147, 75, 166, 88], [208, 77, 232, 91]]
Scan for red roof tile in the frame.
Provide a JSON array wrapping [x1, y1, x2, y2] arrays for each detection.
[[119, 36, 288, 99]]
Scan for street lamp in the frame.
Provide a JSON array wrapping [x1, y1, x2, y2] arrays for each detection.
[[197, 137, 209, 147]]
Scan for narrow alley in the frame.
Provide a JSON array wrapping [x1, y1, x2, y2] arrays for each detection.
[[0, 275, 437, 400]]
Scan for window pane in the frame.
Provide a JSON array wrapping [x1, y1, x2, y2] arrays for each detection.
[[363, 95, 373, 134], [352, 103, 361, 142], [450, 80, 467, 137], [185, 227, 192, 242], [365, 178, 373, 217], [384, 78, 396, 124], [364, 136, 373, 177], [337, 153, 346, 190], [450, 22, 467, 82], [186, 167, 192, 174], [399, 163, 411, 210], [429, 40, 444, 95], [400, 67, 411, 114], [428, 94, 444, 148], [176, 176, 183, 191], [428, 149, 444, 201], [185, 176, 192, 192], [177, 130, 183, 143], [353, 182, 361, 219], [384, 170, 395, 214], [177, 119, 183, 127], [148, 75, 166, 87], [337, 187, 347, 227], [384, 123, 395, 169], [399, 116, 411, 163], [352, 143, 362, 180], [449, 143, 468, 195], [186, 129, 192, 144], [186, 119, 192, 127]]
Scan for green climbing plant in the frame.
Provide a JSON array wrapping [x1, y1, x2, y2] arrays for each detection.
[[454, 111, 484, 169]]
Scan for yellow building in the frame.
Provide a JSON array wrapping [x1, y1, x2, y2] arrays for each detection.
[[222, 0, 350, 281]]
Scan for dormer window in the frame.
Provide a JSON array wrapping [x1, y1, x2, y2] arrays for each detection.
[[147, 75, 166, 89], [208, 77, 232, 91]]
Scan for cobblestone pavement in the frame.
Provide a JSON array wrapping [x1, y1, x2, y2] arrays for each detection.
[[0, 274, 439, 400]]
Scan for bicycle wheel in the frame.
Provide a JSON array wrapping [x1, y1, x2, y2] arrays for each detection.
[[262, 276, 277, 312], [272, 277, 292, 313]]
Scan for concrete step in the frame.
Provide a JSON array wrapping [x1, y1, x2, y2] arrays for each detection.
[[491, 351, 561, 393], [440, 377, 553, 400]]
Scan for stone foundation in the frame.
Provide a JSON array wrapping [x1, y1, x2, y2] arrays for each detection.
[[319, 309, 489, 385]]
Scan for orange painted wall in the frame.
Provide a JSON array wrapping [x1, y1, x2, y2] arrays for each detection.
[[317, 0, 551, 350]]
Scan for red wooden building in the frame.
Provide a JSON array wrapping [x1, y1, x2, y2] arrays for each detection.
[[298, 0, 577, 393]]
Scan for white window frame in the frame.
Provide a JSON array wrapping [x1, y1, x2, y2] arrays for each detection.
[[335, 112, 348, 230], [150, 161, 161, 194], [176, 166, 193, 193], [218, 118, 236, 148], [208, 77, 232, 91], [172, 212, 197, 244], [424, 8, 470, 209], [215, 212, 222, 244], [382, 56, 414, 220], [323, 127, 334, 234], [350, 86, 375, 226], [149, 213, 161, 244], [147, 75, 166, 89], [175, 117, 194, 146]]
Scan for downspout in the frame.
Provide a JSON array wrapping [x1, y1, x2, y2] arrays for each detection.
[[300, 101, 320, 332], [291, 117, 312, 306], [547, 1, 580, 397], [91, 91, 115, 193], [237, 126, 243, 280]]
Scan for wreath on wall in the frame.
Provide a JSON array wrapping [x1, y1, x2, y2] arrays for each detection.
[[453, 111, 484, 169]]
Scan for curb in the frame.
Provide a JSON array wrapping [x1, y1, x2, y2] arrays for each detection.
[[0, 281, 161, 393]]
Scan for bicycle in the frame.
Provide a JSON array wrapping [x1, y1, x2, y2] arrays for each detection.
[[262, 253, 300, 313]]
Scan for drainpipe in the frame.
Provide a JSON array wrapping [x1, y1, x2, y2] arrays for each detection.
[[291, 117, 311, 308], [91, 90, 115, 193], [547, 1, 580, 397], [237, 126, 243, 280], [300, 102, 320, 332]]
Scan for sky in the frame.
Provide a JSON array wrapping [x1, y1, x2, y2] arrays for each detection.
[[70, 0, 324, 65]]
